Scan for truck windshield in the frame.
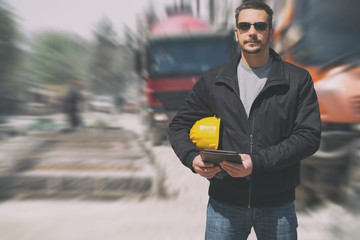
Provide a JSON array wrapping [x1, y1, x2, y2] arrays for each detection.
[[291, 0, 360, 66], [147, 35, 234, 77]]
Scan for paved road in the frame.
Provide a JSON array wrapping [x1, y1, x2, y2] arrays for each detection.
[[0, 144, 211, 240], [0, 112, 359, 239], [1, 143, 357, 240]]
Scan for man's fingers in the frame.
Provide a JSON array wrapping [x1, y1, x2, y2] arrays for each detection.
[[203, 170, 221, 178], [199, 166, 220, 174], [196, 166, 221, 178], [192, 155, 222, 179], [220, 160, 241, 167], [221, 166, 239, 175], [220, 161, 250, 177], [193, 158, 214, 168], [220, 161, 243, 170], [197, 162, 215, 168], [197, 166, 219, 173]]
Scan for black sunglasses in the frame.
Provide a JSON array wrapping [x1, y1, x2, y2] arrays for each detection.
[[237, 22, 268, 31]]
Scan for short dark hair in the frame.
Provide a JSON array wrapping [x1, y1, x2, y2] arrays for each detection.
[[235, 0, 273, 30]]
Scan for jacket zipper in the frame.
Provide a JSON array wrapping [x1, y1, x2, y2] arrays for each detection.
[[248, 111, 256, 208], [221, 77, 257, 208]]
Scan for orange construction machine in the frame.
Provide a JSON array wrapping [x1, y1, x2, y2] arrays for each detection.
[[273, 0, 360, 206]]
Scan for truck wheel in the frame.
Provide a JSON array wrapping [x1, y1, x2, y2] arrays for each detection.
[[150, 128, 163, 146], [347, 140, 360, 210], [142, 115, 151, 142]]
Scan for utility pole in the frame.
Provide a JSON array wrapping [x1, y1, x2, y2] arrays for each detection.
[[209, 0, 215, 26], [196, 0, 200, 18]]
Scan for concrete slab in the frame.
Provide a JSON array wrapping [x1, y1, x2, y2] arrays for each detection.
[[0, 166, 157, 199], [0, 127, 159, 200]]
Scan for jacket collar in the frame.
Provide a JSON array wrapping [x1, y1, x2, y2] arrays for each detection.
[[215, 48, 289, 92]]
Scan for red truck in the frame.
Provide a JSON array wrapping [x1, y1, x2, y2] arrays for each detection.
[[137, 12, 236, 145]]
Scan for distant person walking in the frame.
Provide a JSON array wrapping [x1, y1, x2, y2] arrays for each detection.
[[63, 79, 84, 129], [168, 1, 321, 239]]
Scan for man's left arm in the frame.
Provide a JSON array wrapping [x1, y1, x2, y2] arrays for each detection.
[[251, 72, 321, 173]]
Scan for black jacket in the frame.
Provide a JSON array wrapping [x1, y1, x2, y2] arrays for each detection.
[[168, 49, 321, 208]]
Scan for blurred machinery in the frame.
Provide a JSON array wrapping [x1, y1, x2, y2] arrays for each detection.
[[273, 0, 360, 207], [136, 7, 237, 145]]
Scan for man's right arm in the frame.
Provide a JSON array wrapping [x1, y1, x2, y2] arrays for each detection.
[[168, 77, 214, 172], [192, 155, 222, 179]]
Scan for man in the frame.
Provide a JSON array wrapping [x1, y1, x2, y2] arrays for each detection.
[[63, 79, 84, 129], [168, 1, 321, 239]]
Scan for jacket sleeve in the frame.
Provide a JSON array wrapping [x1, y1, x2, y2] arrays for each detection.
[[168, 77, 214, 172], [251, 72, 321, 173]]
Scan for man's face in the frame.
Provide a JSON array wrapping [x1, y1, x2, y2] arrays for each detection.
[[234, 9, 274, 55]]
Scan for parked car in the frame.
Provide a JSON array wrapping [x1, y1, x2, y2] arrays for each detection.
[[123, 97, 140, 113], [88, 95, 116, 113]]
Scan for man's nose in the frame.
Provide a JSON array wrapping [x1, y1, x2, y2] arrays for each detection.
[[248, 25, 257, 35]]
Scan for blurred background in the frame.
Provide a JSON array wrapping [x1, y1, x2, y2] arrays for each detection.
[[0, 0, 359, 239]]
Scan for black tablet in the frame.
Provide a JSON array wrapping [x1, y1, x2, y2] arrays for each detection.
[[200, 149, 242, 165]]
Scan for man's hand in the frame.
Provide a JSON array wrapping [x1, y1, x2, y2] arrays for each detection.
[[193, 155, 222, 179], [220, 154, 253, 178]]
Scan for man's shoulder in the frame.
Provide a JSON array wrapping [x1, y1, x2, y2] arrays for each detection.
[[280, 60, 314, 87], [204, 64, 226, 76], [200, 63, 228, 81], [270, 48, 309, 76], [282, 60, 309, 76]]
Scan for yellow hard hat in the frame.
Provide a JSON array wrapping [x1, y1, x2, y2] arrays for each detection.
[[190, 116, 220, 150]]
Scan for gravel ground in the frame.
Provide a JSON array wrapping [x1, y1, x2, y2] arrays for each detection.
[[0, 144, 209, 240], [0, 113, 358, 240]]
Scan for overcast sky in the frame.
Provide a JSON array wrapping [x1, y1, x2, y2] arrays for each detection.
[[8, 0, 184, 41]]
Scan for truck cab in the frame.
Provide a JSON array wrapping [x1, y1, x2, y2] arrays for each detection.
[[138, 13, 236, 145]]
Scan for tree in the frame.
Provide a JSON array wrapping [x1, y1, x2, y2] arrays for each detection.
[[90, 17, 127, 95], [0, 2, 17, 83], [0, 2, 20, 114], [123, 24, 137, 51], [146, 2, 158, 26], [27, 31, 88, 85]]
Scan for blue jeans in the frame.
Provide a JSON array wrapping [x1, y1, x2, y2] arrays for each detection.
[[205, 198, 298, 240]]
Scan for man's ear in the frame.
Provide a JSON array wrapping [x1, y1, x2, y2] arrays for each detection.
[[269, 28, 274, 42], [234, 28, 239, 42]]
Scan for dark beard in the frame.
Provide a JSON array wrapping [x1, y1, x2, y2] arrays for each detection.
[[242, 36, 261, 54], [242, 33, 270, 54], [242, 47, 261, 54]]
